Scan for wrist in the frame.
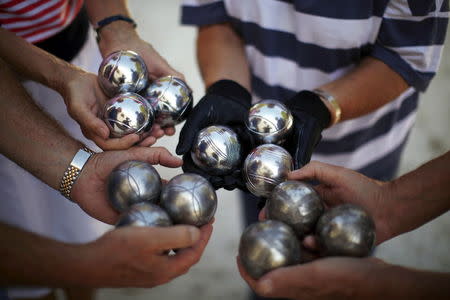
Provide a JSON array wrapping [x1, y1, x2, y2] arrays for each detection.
[[285, 90, 331, 129], [313, 88, 342, 127], [207, 79, 252, 106], [97, 21, 139, 54]]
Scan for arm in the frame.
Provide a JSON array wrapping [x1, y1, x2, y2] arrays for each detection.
[[0, 221, 213, 287]]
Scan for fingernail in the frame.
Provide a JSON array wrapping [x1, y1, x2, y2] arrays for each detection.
[[189, 226, 200, 242], [99, 127, 108, 138], [259, 279, 273, 294]]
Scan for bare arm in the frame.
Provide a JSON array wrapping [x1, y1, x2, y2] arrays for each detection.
[[197, 23, 251, 90]]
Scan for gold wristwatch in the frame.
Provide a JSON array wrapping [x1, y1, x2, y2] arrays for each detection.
[[313, 89, 342, 127]]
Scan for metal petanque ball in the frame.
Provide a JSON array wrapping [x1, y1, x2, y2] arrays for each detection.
[[239, 220, 301, 279], [191, 125, 241, 175], [116, 203, 172, 228], [243, 144, 293, 198], [107, 160, 162, 212], [267, 181, 324, 237], [316, 203, 376, 257], [98, 50, 149, 97], [246, 99, 293, 145], [160, 173, 217, 227], [141, 76, 193, 127], [103, 92, 154, 137]]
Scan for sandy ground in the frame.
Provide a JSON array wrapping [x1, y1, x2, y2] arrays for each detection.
[[93, 1, 450, 299]]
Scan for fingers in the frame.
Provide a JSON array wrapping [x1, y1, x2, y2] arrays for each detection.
[[163, 126, 176, 136], [150, 124, 165, 139], [91, 134, 141, 151], [236, 256, 260, 291], [258, 206, 267, 221], [289, 160, 344, 183], [129, 146, 182, 168], [137, 135, 157, 147], [150, 225, 201, 251]]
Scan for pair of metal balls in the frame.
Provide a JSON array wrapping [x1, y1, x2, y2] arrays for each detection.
[[107, 161, 217, 227], [98, 50, 193, 137]]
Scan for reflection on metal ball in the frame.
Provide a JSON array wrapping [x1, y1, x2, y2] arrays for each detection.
[[141, 76, 193, 127], [191, 125, 241, 175], [98, 50, 149, 97], [243, 144, 293, 198], [316, 203, 376, 257], [103, 92, 154, 137], [246, 99, 293, 145], [267, 181, 324, 237], [116, 203, 172, 228], [107, 160, 161, 212], [160, 173, 217, 227], [239, 220, 301, 279]]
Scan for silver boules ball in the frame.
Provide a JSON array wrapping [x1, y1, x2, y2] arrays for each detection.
[[316, 204, 376, 257], [239, 220, 301, 279], [160, 173, 217, 226], [141, 76, 193, 127], [103, 92, 154, 137], [267, 181, 324, 237], [243, 144, 293, 198], [116, 203, 172, 228], [98, 50, 149, 97], [246, 99, 293, 145], [191, 125, 241, 175], [107, 160, 162, 212]]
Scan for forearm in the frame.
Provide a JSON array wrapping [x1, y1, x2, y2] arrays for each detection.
[[0, 28, 83, 96], [319, 57, 409, 122], [197, 23, 251, 90], [387, 151, 450, 237], [0, 59, 82, 190], [0, 223, 89, 286]]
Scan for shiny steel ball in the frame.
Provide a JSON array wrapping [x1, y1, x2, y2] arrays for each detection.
[[116, 203, 172, 228], [243, 144, 293, 198], [267, 181, 324, 237], [239, 220, 301, 279], [141, 76, 193, 127], [103, 92, 154, 137], [107, 160, 162, 212], [191, 125, 241, 175], [316, 204, 376, 257], [246, 99, 293, 145], [160, 173, 217, 227], [98, 50, 149, 97]]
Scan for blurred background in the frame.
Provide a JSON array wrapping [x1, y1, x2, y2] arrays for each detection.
[[94, 1, 450, 299]]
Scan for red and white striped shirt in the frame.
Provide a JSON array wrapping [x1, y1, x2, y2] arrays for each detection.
[[0, 0, 84, 43]]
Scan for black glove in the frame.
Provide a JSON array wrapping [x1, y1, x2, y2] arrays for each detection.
[[176, 79, 255, 190], [284, 90, 331, 170]]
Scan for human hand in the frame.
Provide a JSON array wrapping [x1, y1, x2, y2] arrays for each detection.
[[237, 255, 390, 300], [71, 146, 183, 224], [288, 161, 395, 244], [176, 79, 255, 190], [98, 25, 183, 139], [283, 91, 331, 169], [82, 222, 213, 287]]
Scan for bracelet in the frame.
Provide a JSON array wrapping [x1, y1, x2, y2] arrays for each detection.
[[313, 89, 342, 127], [59, 147, 95, 201], [94, 14, 137, 41]]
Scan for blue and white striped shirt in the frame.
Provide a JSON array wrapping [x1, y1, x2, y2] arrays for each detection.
[[182, 0, 448, 180]]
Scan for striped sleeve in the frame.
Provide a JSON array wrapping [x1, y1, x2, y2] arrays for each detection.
[[181, 0, 229, 25], [371, 0, 449, 91]]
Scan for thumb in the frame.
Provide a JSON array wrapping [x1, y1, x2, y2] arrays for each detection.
[[288, 160, 343, 186], [150, 225, 201, 250], [76, 106, 109, 139], [129, 146, 182, 168]]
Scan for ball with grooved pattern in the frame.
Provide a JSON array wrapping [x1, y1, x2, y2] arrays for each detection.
[[316, 204, 376, 257], [243, 144, 293, 198], [116, 203, 172, 228], [160, 173, 217, 226], [267, 181, 324, 237], [141, 76, 193, 127], [239, 220, 301, 279], [246, 99, 293, 145], [98, 50, 149, 97], [191, 125, 241, 175], [107, 160, 161, 212]]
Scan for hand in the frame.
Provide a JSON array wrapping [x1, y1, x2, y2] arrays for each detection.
[[82, 222, 213, 287], [71, 146, 183, 224], [98, 24, 183, 139], [61, 70, 157, 150], [237, 255, 391, 300], [176, 80, 254, 190], [288, 161, 395, 244], [283, 91, 331, 169]]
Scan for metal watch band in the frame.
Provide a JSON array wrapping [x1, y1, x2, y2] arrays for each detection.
[[313, 89, 342, 127], [59, 147, 95, 200]]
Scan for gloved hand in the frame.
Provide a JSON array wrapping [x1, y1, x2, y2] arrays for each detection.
[[284, 90, 331, 170], [176, 79, 255, 190]]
